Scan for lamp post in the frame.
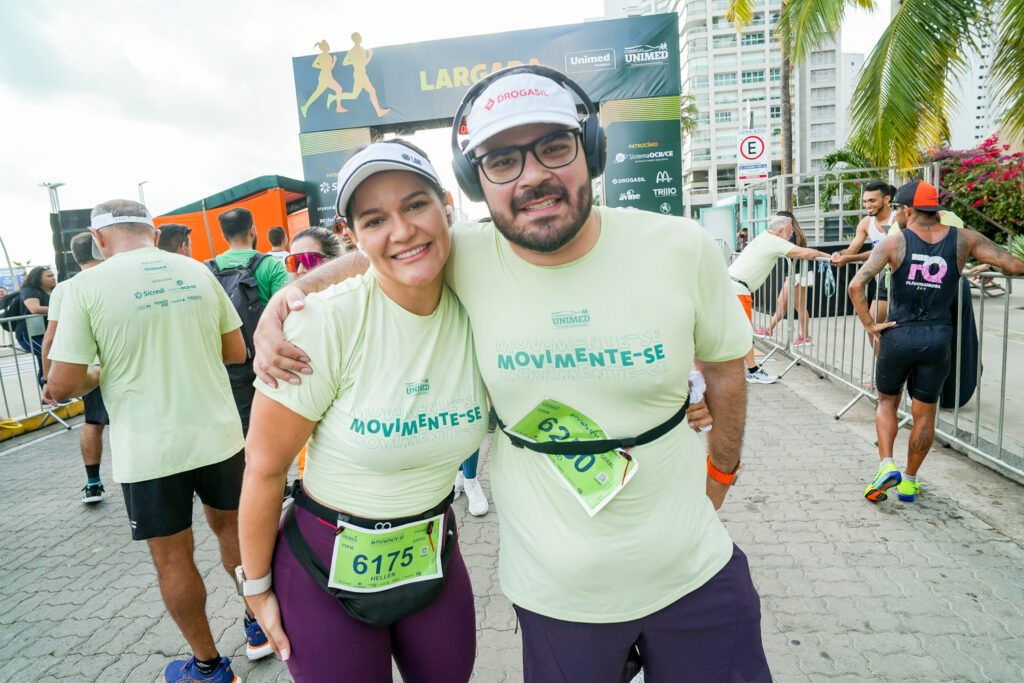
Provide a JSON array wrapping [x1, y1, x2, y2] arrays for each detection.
[[39, 181, 66, 284], [138, 180, 149, 206]]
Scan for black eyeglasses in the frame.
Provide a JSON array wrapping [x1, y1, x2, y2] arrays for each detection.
[[471, 129, 581, 184]]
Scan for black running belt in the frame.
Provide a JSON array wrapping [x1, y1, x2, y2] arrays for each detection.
[[730, 276, 751, 291], [496, 399, 690, 455]]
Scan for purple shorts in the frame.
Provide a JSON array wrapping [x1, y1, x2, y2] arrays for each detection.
[[515, 544, 771, 682], [273, 503, 476, 683]]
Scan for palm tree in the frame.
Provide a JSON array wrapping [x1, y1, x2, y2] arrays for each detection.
[[680, 93, 700, 138], [761, 0, 1024, 170]]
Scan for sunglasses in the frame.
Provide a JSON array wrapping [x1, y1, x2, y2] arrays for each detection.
[[285, 251, 326, 273]]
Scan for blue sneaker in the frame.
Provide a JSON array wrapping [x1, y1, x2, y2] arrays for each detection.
[[244, 615, 274, 660], [163, 656, 238, 683]]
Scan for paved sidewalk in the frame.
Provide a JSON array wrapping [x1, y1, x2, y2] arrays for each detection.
[[1, 364, 1022, 681]]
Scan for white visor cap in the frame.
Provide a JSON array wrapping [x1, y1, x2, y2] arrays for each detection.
[[334, 143, 443, 220]]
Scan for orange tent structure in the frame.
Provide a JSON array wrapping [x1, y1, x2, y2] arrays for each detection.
[[156, 175, 312, 262]]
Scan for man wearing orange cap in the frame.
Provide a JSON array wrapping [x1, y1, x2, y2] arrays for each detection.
[[850, 180, 1024, 503]]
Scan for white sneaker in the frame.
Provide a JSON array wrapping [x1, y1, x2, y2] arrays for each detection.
[[453, 471, 465, 500], [746, 367, 779, 384], [463, 477, 489, 516]]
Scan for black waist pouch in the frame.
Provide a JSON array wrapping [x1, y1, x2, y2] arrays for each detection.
[[282, 480, 456, 627]]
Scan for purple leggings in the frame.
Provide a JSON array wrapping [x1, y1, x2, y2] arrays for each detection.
[[515, 545, 771, 682], [272, 504, 476, 683]]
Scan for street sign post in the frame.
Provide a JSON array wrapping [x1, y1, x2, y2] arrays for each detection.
[[737, 127, 770, 185]]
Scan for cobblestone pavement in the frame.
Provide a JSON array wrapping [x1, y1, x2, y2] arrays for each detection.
[[1, 361, 1022, 682]]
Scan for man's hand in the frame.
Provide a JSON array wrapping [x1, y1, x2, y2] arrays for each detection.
[[686, 398, 712, 432], [865, 320, 897, 346], [245, 590, 291, 662], [706, 477, 729, 510], [830, 252, 848, 266], [41, 384, 58, 407], [253, 285, 311, 387]]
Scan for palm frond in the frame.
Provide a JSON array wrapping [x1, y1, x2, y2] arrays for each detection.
[[991, 0, 1024, 145], [726, 0, 758, 32], [782, 0, 876, 65], [848, 0, 984, 170]]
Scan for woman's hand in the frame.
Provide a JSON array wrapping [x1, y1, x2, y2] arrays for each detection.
[[245, 590, 292, 662]]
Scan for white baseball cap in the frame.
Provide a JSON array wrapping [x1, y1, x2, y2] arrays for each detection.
[[465, 73, 581, 153], [334, 142, 443, 217]]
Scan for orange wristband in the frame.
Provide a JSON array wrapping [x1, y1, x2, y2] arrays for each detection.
[[707, 455, 742, 485]]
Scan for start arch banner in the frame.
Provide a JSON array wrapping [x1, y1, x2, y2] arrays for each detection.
[[292, 14, 681, 225]]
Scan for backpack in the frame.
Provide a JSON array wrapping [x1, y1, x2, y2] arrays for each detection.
[[0, 292, 24, 332], [206, 253, 268, 381]]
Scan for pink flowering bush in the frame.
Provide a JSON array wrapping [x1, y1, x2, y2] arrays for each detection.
[[930, 136, 1024, 243]]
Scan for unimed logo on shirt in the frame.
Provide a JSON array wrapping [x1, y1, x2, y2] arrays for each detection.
[[551, 309, 591, 329], [405, 379, 430, 395]]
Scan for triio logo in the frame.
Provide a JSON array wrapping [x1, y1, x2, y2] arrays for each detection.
[[624, 42, 670, 67], [653, 187, 677, 197], [405, 379, 430, 396], [551, 309, 591, 329], [656, 171, 673, 183], [908, 254, 947, 285], [619, 190, 641, 201]]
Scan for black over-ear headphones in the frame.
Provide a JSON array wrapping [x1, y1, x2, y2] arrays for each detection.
[[450, 64, 607, 202]]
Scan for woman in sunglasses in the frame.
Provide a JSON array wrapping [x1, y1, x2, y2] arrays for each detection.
[[239, 140, 484, 682], [284, 228, 342, 277]]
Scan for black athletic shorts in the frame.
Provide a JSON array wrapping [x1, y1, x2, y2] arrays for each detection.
[[875, 336, 951, 403], [873, 277, 889, 302], [121, 449, 244, 541], [230, 373, 255, 437], [82, 387, 109, 426]]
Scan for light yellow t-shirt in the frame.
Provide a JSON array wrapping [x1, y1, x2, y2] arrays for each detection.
[[47, 280, 67, 321], [446, 206, 753, 622], [255, 273, 488, 519], [728, 231, 794, 296], [49, 247, 244, 483]]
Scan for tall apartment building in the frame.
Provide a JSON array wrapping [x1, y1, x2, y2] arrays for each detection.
[[946, 32, 1003, 149], [606, 0, 861, 216]]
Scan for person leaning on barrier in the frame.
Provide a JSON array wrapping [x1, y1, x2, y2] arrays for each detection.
[[43, 198, 274, 682], [851, 181, 1024, 504], [831, 180, 899, 323], [250, 64, 764, 682], [728, 215, 830, 384], [16, 265, 56, 387], [41, 232, 110, 504]]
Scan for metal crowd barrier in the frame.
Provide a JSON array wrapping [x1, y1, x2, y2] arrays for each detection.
[[742, 255, 1023, 485], [0, 313, 74, 430]]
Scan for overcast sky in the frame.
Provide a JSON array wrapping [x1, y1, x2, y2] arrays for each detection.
[[0, 0, 887, 268]]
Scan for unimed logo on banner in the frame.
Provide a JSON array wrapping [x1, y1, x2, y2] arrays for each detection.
[[624, 42, 670, 67], [565, 48, 616, 73]]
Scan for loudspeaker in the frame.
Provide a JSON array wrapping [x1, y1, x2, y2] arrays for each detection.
[[49, 209, 92, 281]]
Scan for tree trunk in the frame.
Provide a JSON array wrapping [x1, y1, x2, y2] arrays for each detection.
[[781, 46, 794, 210]]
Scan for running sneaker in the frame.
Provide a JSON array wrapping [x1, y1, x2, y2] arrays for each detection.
[[244, 615, 273, 661], [463, 476, 489, 516], [752, 327, 773, 339], [746, 368, 779, 384], [896, 478, 920, 502], [163, 656, 238, 683], [453, 471, 465, 500], [81, 483, 104, 504], [792, 336, 813, 347], [864, 462, 902, 502]]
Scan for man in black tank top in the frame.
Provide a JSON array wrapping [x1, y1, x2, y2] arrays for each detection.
[[848, 181, 1024, 504]]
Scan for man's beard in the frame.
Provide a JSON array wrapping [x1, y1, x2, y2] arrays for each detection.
[[490, 180, 592, 254]]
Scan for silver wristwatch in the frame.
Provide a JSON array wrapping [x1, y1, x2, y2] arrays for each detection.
[[234, 566, 272, 597]]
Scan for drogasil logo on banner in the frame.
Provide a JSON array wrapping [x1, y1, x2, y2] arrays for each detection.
[[484, 88, 551, 111]]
